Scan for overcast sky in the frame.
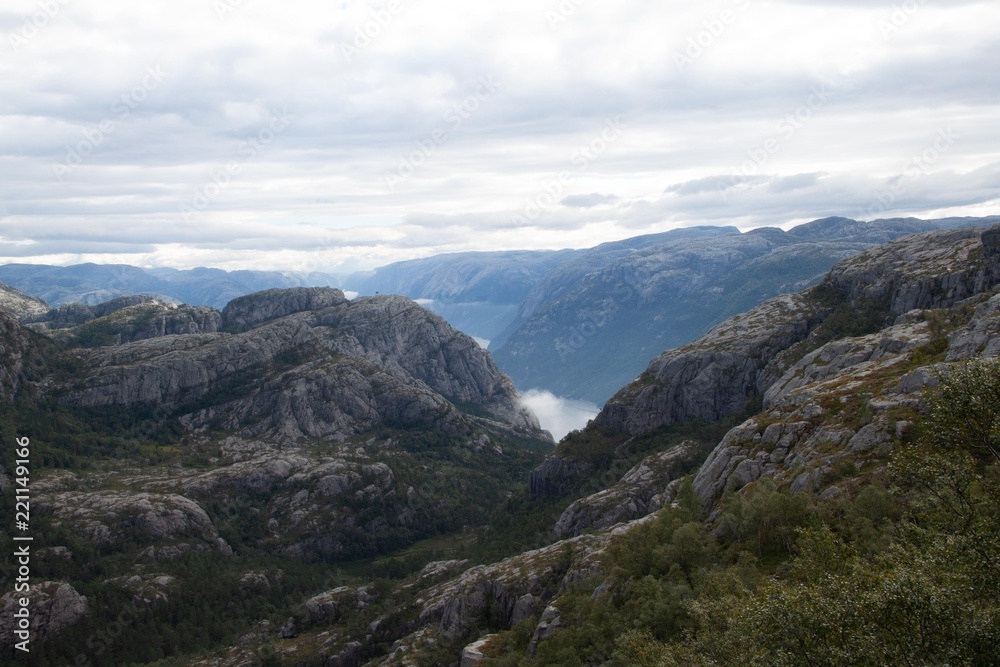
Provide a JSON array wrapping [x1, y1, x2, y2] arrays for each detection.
[[2, 0, 998, 274]]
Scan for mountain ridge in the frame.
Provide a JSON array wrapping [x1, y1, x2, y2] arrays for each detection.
[[0, 263, 340, 310], [4, 225, 1000, 665], [491, 216, 1000, 403]]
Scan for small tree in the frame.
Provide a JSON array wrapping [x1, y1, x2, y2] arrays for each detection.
[[925, 357, 1000, 462]]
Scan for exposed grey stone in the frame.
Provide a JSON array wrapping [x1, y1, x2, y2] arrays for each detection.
[[849, 423, 892, 453], [419, 560, 471, 582], [41, 491, 220, 548], [819, 486, 842, 501], [58, 291, 547, 444], [895, 366, 944, 394], [460, 635, 495, 666], [322, 640, 363, 667], [25, 296, 222, 347], [511, 594, 539, 626], [982, 224, 1000, 257], [732, 458, 763, 487], [553, 444, 690, 538], [280, 616, 298, 639], [595, 293, 824, 436], [0, 582, 88, 649], [693, 421, 809, 508], [304, 587, 354, 625], [527, 605, 562, 657], [825, 227, 1000, 316], [765, 320, 932, 408], [947, 292, 1000, 361], [0, 309, 36, 401], [222, 286, 346, 331], [0, 281, 49, 319], [790, 470, 820, 495]]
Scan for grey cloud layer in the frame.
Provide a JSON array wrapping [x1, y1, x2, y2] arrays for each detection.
[[1, 0, 998, 270]]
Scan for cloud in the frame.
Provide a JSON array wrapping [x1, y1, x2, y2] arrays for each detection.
[[561, 193, 621, 208], [0, 1, 998, 271], [520, 389, 601, 442]]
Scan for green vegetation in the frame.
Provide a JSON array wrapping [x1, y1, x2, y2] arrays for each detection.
[[62, 305, 162, 347], [0, 397, 188, 471], [555, 418, 740, 494], [0, 340, 548, 665], [779, 282, 891, 368], [481, 358, 1000, 666], [9, 550, 343, 666], [924, 357, 1000, 462], [5, 260, 999, 665]]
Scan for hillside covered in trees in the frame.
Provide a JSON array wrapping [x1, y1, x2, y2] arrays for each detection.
[[2, 224, 1000, 665]]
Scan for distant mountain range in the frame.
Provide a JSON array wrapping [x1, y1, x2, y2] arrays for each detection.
[[0, 263, 340, 310], [341, 226, 740, 346], [350, 216, 1000, 403], [6, 216, 1000, 405], [3, 224, 1000, 665]]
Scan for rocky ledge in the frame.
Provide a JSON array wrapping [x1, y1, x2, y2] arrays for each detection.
[[54, 288, 544, 443]]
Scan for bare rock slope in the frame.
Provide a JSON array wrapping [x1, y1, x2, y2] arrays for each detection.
[[530, 225, 1000, 536], [57, 288, 541, 442]]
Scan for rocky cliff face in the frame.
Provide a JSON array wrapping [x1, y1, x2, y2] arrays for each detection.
[[531, 228, 1000, 535], [56, 290, 538, 440], [596, 226, 1000, 439], [594, 292, 824, 435], [492, 217, 996, 403], [690, 311, 953, 511], [0, 286, 551, 583], [0, 280, 49, 319], [26, 295, 222, 346], [221, 287, 346, 331], [0, 308, 42, 401], [678, 229, 1000, 512], [552, 444, 694, 539], [823, 226, 1000, 314], [0, 582, 88, 650], [286, 223, 1000, 666]]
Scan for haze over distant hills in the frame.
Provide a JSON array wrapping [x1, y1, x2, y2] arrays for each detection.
[[349, 216, 1000, 403], [5, 222, 1000, 665], [0, 263, 340, 310], [6, 216, 1000, 409]]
